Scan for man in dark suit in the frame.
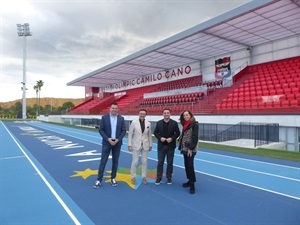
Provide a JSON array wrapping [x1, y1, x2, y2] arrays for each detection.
[[93, 103, 126, 188], [154, 108, 180, 185]]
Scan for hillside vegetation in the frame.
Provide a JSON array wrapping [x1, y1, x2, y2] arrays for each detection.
[[0, 98, 84, 108]]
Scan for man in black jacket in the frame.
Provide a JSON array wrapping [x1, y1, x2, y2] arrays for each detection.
[[154, 108, 180, 185]]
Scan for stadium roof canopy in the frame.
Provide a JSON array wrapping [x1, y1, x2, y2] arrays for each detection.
[[67, 0, 300, 88]]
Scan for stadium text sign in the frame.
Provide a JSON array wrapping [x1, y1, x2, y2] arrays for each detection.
[[100, 64, 197, 92]]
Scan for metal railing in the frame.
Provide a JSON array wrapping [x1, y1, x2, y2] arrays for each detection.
[[199, 122, 279, 147]]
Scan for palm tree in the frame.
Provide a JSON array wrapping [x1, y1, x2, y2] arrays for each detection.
[[33, 84, 39, 116], [34, 80, 44, 115]]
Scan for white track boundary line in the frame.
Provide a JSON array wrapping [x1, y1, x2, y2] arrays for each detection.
[[196, 169, 300, 201]]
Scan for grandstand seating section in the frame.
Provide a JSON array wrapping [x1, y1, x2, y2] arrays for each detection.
[[68, 56, 300, 115], [215, 57, 300, 113], [68, 95, 115, 114]]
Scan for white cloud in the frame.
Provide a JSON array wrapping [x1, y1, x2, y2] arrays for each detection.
[[0, 0, 250, 102]]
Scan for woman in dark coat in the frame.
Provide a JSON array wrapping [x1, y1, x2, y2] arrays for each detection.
[[178, 110, 199, 194]]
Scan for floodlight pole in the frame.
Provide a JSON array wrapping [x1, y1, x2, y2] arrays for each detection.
[[17, 23, 32, 119]]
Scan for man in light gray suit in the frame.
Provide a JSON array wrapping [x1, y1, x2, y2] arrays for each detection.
[[128, 109, 152, 185]]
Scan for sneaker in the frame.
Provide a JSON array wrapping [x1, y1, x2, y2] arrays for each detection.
[[142, 177, 148, 184], [167, 178, 172, 185], [93, 180, 101, 189], [131, 178, 136, 185], [111, 178, 118, 187], [155, 179, 161, 185]]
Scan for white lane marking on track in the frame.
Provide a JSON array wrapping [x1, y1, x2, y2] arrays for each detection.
[[199, 151, 300, 169], [0, 156, 26, 160], [195, 158, 300, 182], [28, 123, 101, 145], [197, 170, 300, 200]]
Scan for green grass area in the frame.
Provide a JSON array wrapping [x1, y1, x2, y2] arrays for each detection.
[[199, 142, 300, 162]]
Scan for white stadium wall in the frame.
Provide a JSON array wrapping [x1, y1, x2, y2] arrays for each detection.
[[251, 35, 300, 65]]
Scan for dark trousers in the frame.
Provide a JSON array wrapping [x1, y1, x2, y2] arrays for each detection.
[[183, 154, 196, 183], [97, 143, 121, 181], [156, 145, 175, 180]]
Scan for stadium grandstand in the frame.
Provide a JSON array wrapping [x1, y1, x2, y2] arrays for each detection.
[[41, 0, 300, 151]]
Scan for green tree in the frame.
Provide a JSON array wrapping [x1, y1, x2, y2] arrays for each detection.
[[61, 101, 75, 111], [27, 106, 35, 118], [43, 104, 52, 115], [33, 84, 39, 116], [13, 101, 22, 118], [7, 104, 18, 118], [14, 101, 22, 114]]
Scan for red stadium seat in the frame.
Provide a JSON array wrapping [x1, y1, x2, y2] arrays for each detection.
[[258, 102, 265, 108], [294, 77, 300, 83], [226, 103, 233, 109], [262, 90, 270, 96], [273, 101, 281, 108], [289, 83, 296, 88], [233, 93, 239, 98], [232, 98, 239, 103], [281, 100, 290, 108], [282, 83, 289, 89], [292, 87, 299, 93], [276, 89, 284, 95], [285, 93, 295, 100], [290, 100, 299, 107], [244, 102, 251, 108], [250, 95, 258, 101], [251, 102, 258, 108], [265, 102, 273, 108], [244, 96, 251, 102], [220, 103, 227, 109], [283, 88, 292, 94], [256, 91, 263, 96], [231, 103, 238, 109]]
